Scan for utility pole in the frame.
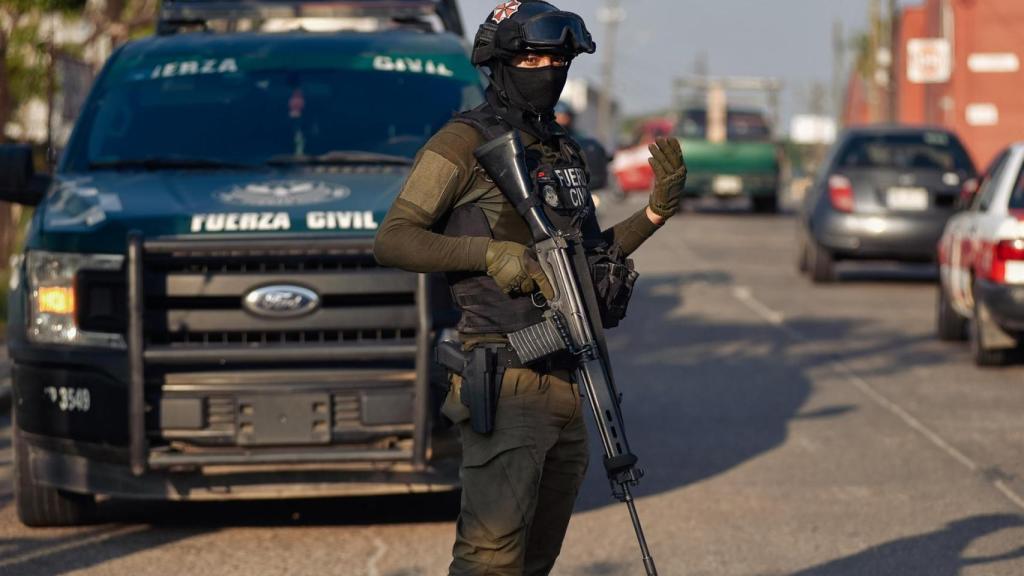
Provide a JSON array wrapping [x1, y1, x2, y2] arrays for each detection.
[[868, 0, 881, 123], [887, 0, 899, 123], [597, 0, 624, 148], [832, 19, 845, 127], [46, 14, 57, 171]]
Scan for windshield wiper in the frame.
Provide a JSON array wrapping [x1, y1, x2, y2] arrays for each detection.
[[266, 151, 414, 167], [88, 156, 260, 171]]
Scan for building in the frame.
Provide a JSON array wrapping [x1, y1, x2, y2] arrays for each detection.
[[896, 0, 1024, 167]]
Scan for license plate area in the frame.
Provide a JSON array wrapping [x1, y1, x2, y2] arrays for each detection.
[[887, 187, 929, 211], [237, 393, 331, 446], [713, 175, 743, 196]]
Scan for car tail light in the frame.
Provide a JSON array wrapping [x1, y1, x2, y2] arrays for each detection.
[[828, 175, 855, 213], [980, 239, 1024, 284]]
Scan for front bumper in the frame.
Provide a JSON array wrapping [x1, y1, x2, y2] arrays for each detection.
[[813, 211, 949, 261], [20, 432, 459, 500], [10, 234, 458, 499], [975, 279, 1024, 333]]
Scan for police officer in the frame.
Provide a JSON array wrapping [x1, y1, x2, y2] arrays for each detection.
[[374, 2, 686, 574]]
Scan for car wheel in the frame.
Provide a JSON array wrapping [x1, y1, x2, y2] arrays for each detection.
[[14, 412, 97, 527], [752, 196, 778, 214], [936, 283, 968, 341], [809, 241, 836, 284], [969, 298, 1011, 367]]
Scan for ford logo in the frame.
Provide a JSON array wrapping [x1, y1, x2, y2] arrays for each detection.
[[243, 285, 320, 319]]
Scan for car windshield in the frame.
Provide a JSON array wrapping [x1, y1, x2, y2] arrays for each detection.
[[677, 110, 708, 139], [63, 50, 482, 171], [727, 111, 772, 142], [837, 132, 973, 172], [675, 109, 772, 142]]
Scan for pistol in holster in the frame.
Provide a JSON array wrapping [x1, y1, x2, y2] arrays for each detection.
[[435, 341, 506, 435]]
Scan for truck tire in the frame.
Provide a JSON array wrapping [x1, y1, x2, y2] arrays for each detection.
[[809, 242, 836, 284], [13, 414, 97, 527], [969, 298, 1011, 367], [752, 196, 778, 214], [936, 284, 968, 341]]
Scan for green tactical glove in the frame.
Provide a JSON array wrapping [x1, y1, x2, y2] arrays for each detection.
[[648, 137, 687, 219], [485, 241, 555, 300]]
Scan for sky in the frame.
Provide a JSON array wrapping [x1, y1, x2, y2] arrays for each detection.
[[457, 0, 912, 123]]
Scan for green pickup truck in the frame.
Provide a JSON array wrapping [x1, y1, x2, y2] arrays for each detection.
[[675, 107, 781, 213]]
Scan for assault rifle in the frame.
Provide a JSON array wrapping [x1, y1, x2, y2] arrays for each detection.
[[474, 131, 658, 576]]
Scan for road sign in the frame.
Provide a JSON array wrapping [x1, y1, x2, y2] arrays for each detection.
[[907, 38, 951, 84]]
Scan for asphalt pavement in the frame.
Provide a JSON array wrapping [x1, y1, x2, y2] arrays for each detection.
[[0, 197, 1022, 575]]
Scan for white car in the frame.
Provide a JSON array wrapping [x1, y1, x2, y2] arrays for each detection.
[[937, 142, 1024, 366]]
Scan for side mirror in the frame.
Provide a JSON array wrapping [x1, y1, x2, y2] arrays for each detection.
[[0, 144, 50, 206], [956, 177, 979, 210]]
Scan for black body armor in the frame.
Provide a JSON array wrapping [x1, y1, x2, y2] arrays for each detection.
[[441, 106, 594, 335]]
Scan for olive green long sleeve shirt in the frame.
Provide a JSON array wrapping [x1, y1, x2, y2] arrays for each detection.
[[374, 122, 660, 272]]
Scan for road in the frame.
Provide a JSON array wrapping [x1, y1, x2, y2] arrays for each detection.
[[1, 196, 1023, 575]]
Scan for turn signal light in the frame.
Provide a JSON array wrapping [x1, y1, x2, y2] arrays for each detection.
[[37, 286, 76, 315], [828, 175, 855, 213]]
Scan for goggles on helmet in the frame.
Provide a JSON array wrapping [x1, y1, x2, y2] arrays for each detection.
[[518, 11, 595, 54], [472, 4, 595, 66]]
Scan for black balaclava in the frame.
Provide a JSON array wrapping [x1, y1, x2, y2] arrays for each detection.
[[486, 59, 569, 141]]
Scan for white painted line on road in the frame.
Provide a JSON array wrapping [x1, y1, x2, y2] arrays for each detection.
[[728, 283, 1024, 512], [732, 286, 789, 331], [0, 525, 148, 570], [365, 532, 388, 576]]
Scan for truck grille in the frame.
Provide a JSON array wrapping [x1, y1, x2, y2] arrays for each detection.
[[140, 238, 420, 354], [126, 236, 437, 469]]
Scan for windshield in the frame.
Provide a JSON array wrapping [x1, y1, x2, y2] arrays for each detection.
[[837, 132, 974, 172], [675, 109, 772, 142], [63, 49, 482, 171]]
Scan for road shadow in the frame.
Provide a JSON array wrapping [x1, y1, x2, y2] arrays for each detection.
[[834, 263, 938, 284], [790, 513, 1024, 576], [100, 489, 461, 527], [0, 523, 211, 576], [575, 270, 951, 511]]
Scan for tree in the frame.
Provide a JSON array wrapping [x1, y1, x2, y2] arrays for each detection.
[[0, 0, 85, 273], [81, 0, 158, 49]]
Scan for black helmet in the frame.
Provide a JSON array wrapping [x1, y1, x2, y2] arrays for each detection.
[[472, 1, 596, 66]]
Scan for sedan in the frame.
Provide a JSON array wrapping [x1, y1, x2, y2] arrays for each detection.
[[798, 126, 977, 282], [937, 142, 1024, 366]]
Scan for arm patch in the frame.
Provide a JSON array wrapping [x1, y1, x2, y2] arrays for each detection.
[[398, 150, 461, 219]]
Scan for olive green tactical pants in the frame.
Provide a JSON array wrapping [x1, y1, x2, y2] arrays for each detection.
[[443, 368, 589, 576]]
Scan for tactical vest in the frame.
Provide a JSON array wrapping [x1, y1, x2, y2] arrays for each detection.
[[442, 108, 593, 335]]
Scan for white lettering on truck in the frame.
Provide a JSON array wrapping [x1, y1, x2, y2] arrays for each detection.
[[306, 211, 379, 230], [191, 212, 291, 232], [372, 55, 454, 77], [151, 58, 239, 79]]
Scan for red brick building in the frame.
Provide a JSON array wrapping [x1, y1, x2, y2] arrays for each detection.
[[897, 0, 1024, 167]]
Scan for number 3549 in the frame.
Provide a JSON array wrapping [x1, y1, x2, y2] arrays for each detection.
[[43, 386, 91, 413]]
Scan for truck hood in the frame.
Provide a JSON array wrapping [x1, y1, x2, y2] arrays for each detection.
[[33, 168, 407, 253]]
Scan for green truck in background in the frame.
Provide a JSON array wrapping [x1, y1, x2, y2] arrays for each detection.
[[675, 106, 782, 213], [668, 76, 783, 213]]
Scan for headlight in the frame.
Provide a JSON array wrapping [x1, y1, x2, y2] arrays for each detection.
[[26, 250, 126, 348]]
